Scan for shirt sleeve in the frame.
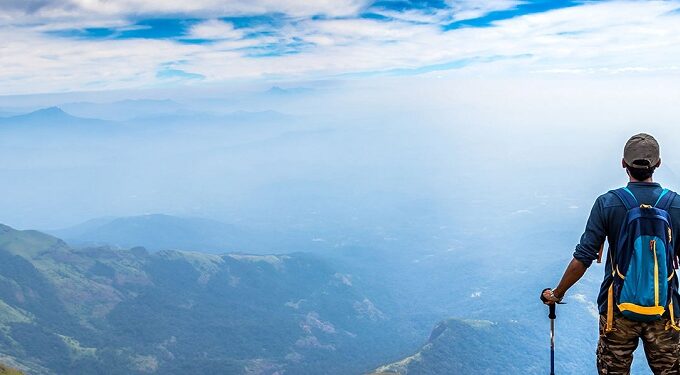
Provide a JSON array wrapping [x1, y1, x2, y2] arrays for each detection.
[[670, 195, 680, 258], [573, 196, 607, 268]]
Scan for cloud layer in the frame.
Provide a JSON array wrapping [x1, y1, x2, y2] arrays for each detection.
[[2, 1, 680, 95], [0, 0, 370, 19]]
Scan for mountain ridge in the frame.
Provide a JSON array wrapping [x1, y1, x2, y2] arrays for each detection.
[[0, 106, 114, 131], [0, 223, 407, 374], [368, 318, 545, 375], [1, 106, 97, 123]]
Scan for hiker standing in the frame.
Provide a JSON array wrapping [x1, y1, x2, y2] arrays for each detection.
[[542, 133, 680, 374]]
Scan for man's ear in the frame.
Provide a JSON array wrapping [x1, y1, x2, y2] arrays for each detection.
[[622, 158, 627, 169], [657, 159, 662, 168]]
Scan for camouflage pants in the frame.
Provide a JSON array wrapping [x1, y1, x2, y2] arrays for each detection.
[[597, 314, 680, 374]]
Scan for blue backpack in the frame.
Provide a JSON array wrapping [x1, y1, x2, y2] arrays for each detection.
[[606, 187, 679, 332]]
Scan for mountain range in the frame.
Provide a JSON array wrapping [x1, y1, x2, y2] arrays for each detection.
[[0, 107, 114, 133], [1, 218, 657, 374], [0, 106, 291, 128], [0, 223, 411, 374]]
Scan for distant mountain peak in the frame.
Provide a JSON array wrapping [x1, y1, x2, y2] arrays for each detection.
[[265, 86, 312, 96], [7, 106, 75, 121], [0, 106, 113, 129], [267, 86, 288, 95], [34, 106, 67, 115], [18, 106, 74, 120]]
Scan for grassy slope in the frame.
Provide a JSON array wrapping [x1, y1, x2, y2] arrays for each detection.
[[0, 364, 23, 375], [0, 224, 410, 375]]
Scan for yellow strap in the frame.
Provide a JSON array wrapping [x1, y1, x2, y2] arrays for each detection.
[[618, 303, 665, 315], [606, 283, 614, 332], [652, 240, 660, 306], [668, 302, 680, 331], [616, 266, 625, 279], [606, 242, 616, 333]]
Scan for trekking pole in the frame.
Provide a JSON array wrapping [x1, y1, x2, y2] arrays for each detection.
[[540, 288, 563, 375], [549, 303, 556, 375]]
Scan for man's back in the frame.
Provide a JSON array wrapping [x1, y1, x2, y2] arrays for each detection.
[[574, 181, 680, 317]]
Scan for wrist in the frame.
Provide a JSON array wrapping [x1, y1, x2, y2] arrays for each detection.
[[553, 288, 565, 299]]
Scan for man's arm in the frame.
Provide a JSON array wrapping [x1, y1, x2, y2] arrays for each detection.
[[542, 196, 607, 304], [543, 258, 588, 303]]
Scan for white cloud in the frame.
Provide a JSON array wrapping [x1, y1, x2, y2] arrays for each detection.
[[371, 0, 521, 24], [447, 0, 522, 22], [3, 1, 680, 94], [0, 27, 196, 94], [188, 20, 243, 40], [572, 293, 599, 319], [0, 0, 371, 22]]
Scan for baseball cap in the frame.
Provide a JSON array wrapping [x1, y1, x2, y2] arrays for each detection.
[[624, 133, 660, 169]]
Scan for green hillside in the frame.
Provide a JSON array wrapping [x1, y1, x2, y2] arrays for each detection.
[[0, 364, 23, 375], [0, 223, 408, 374]]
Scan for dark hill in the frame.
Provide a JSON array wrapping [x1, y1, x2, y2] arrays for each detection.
[[369, 318, 545, 375]]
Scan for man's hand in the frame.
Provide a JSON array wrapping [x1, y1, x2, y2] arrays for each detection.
[[540, 258, 587, 305], [540, 288, 563, 305]]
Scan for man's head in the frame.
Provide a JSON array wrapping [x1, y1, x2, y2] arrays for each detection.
[[622, 133, 661, 182]]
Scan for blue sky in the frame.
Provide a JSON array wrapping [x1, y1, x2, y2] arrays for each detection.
[[45, 1, 581, 40], [2, 0, 680, 95]]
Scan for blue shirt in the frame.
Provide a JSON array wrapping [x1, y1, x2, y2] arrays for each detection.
[[573, 182, 680, 317]]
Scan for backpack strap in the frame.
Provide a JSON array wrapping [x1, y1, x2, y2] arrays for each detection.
[[611, 187, 638, 210], [654, 189, 677, 211], [656, 188, 680, 327], [606, 187, 638, 332], [655, 188, 679, 270]]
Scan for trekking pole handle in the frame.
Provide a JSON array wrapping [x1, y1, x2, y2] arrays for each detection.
[[540, 288, 562, 319]]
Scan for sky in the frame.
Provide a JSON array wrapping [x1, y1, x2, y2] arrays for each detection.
[[2, 0, 680, 95], [3, 0, 680, 232]]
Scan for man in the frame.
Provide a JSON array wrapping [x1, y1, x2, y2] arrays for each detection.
[[542, 133, 680, 374]]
